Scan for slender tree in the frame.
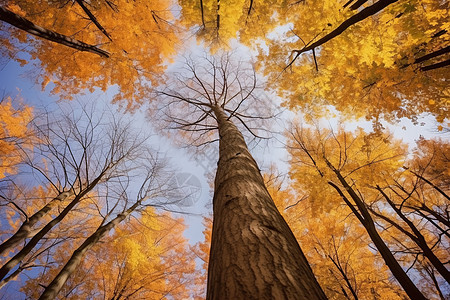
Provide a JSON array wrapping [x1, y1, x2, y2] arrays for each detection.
[[39, 153, 174, 299], [287, 123, 447, 299], [158, 52, 326, 299], [0, 101, 152, 286]]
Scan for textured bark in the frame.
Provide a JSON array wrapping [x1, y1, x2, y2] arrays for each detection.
[[0, 190, 73, 257], [206, 106, 327, 299], [0, 6, 109, 57], [39, 198, 142, 300], [325, 162, 427, 300]]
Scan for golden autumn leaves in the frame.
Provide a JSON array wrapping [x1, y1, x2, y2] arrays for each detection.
[[2, 0, 448, 124]]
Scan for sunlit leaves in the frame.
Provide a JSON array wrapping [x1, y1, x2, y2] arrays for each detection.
[[3, 0, 180, 109], [178, 0, 283, 51], [266, 173, 407, 299], [287, 123, 407, 211], [257, 0, 449, 125]]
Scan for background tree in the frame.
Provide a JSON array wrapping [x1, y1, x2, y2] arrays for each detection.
[[286, 122, 449, 299], [38, 150, 175, 299], [157, 52, 326, 299], [22, 208, 197, 299], [0, 101, 163, 290], [265, 173, 409, 299]]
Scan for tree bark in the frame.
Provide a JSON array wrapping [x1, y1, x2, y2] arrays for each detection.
[[0, 190, 73, 257], [0, 6, 109, 57], [206, 105, 327, 299], [39, 198, 143, 300], [325, 162, 427, 300]]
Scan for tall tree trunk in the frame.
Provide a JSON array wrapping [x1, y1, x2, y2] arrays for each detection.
[[0, 6, 109, 57], [206, 106, 327, 299], [39, 198, 143, 300], [325, 160, 427, 300], [0, 190, 73, 257], [0, 176, 102, 283]]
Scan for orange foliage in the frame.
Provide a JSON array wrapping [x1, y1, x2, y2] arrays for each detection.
[[0, 95, 33, 178], [3, 0, 180, 109]]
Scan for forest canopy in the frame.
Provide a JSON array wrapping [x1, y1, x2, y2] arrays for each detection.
[[0, 0, 448, 299]]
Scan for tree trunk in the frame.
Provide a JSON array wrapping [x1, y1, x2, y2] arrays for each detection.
[[206, 106, 327, 299], [0, 190, 73, 257], [0, 6, 109, 57], [39, 198, 141, 300]]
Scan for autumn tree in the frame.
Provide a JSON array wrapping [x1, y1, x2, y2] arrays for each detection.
[[265, 173, 408, 299], [0, 101, 159, 289], [178, 0, 449, 126], [38, 151, 175, 299], [366, 138, 450, 294], [0, 0, 180, 109], [22, 208, 197, 299], [287, 122, 448, 299], [157, 52, 326, 299]]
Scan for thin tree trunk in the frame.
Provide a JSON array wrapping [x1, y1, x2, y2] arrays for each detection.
[[0, 176, 102, 283], [0, 6, 109, 57], [376, 186, 450, 283], [206, 106, 327, 299], [425, 264, 446, 300], [328, 255, 359, 300], [39, 198, 143, 299], [0, 190, 73, 257], [325, 161, 427, 300]]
